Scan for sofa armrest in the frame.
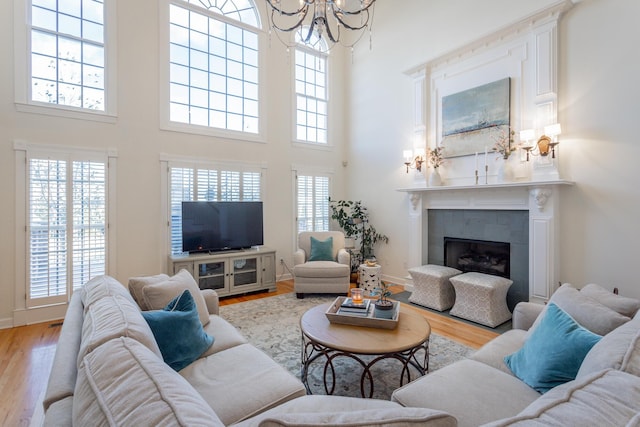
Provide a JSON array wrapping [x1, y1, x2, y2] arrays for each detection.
[[512, 302, 545, 330], [293, 249, 306, 266], [201, 289, 219, 315], [337, 248, 350, 266]]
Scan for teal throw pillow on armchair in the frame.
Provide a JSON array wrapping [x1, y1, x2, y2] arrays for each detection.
[[142, 289, 214, 371], [504, 302, 602, 393], [308, 236, 334, 261]]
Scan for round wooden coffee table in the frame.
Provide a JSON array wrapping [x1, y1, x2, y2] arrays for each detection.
[[300, 302, 431, 398]]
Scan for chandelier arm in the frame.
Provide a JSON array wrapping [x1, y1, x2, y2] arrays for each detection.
[[265, 0, 308, 17], [332, 9, 370, 31], [269, 7, 310, 32], [332, 0, 376, 15]]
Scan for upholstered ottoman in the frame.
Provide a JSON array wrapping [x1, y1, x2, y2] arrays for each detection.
[[408, 265, 462, 311], [449, 272, 513, 327]]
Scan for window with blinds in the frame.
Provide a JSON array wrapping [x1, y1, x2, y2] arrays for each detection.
[[169, 165, 262, 254], [296, 174, 329, 234], [28, 157, 106, 303]]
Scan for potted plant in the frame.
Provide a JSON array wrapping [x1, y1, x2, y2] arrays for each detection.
[[371, 281, 395, 319], [328, 198, 389, 274]]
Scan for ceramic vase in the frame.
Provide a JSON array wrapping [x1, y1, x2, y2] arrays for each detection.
[[429, 168, 442, 186], [497, 156, 514, 183]]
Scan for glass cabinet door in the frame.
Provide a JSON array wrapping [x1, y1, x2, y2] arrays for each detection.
[[231, 257, 258, 287], [197, 260, 226, 290]]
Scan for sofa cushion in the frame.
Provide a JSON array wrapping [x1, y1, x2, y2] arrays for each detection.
[[81, 275, 134, 310], [78, 293, 162, 365], [470, 329, 527, 376], [200, 314, 248, 357], [180, 343, 307, 425], [481, 369, 640, 427], [234, 396, 455, 427], [308, 236, 334, 261], [528, 283, 630, 337], [141, 269, 210, 327], [74, 337, 223, 426], [391, 359, 540, 427], [577, 310, 640, 379], [293, 261, 350, 278], [505, 303, 602, 394], [142, 289, 214, 371], [127, 273, 170, 310], [580, 283, 640, 318]]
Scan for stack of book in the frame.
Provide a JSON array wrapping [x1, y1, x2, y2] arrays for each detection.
[[337, 298, 371, 317]]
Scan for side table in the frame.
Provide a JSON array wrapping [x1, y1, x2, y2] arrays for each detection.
[[358, 264, 381, 296]]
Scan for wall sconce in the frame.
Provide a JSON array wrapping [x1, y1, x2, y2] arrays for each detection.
[[403, 150, 425, 173], [520, 124, 562, 161]]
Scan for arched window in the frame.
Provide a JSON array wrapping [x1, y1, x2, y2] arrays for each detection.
[[166, 0, 261, 136], [294, 29, 329, 144]]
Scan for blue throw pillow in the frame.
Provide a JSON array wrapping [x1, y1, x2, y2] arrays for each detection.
[[308, 236, 334, 261], [142, 289, 214, 371], [504, 303, 602, 393]]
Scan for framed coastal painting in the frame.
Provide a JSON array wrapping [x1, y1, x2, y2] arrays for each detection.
[[441, 77, 510, 158]]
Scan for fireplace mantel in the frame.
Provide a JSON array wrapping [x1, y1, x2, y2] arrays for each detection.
[[398, 180, 574, 303]]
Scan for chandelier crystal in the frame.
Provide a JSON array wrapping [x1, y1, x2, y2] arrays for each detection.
[[264, 0, 377, 50]]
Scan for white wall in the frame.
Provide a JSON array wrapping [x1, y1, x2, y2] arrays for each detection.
[[347, 0, 640, 298], [0, 0, 350, 326]]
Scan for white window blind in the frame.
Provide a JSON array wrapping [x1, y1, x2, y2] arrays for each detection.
[[28, 156, 107, 303], [169, 164, 262, 254], [296, 174, 329, 233]]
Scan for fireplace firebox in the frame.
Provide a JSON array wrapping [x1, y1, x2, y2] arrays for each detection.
[[444, 237, 510, 278]]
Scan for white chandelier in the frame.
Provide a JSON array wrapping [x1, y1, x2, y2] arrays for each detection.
[[264, 0, 377, 49]]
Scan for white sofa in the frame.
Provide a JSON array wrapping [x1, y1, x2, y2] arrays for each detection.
[[392, 283, 640, 426], [42, 274, 455, 426]]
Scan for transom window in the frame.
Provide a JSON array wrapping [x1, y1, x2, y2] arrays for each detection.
[[294, 30, 328, 144], [30, 0, 106, 110], [168, 0, 260, 134]]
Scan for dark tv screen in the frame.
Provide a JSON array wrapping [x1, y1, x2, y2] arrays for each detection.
[[182, 201, 264, 253]]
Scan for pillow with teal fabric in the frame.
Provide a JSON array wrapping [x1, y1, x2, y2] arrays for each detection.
[[142, 289, 214, 371], [308, 236, 334, 261], [504, 303, 602, 393]]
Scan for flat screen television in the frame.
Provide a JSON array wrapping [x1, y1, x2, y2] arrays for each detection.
[[181, 201, 264, 253]]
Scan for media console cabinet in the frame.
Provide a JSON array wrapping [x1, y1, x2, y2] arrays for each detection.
[[169, 247, 276, 298]]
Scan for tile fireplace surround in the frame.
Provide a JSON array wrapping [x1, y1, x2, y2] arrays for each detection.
[[399, 180, 573, 303]]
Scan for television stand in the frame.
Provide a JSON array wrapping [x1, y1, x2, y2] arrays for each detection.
[[169, 247, 276, 298]]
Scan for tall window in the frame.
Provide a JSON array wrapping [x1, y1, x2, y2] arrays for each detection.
[[169, 164, 262, 254], [168, 0, 260, 134], [27, 155, 107, 305], [296, 173, 329, 234], [30, 0, 106, 110], [294, 31, 328, 144]]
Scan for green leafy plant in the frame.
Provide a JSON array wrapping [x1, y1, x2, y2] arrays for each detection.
[[371, 281, 392, 306], [328, 198, 389, 267]]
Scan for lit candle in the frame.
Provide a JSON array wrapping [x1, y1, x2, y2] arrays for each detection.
[[475, 152, 478, 170], [351, 288, 364, 304]]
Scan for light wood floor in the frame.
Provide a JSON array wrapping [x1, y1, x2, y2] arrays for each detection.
[[0, 280, 498, 426]]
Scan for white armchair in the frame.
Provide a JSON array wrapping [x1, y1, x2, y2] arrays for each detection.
[[293, 231, 351, 299]]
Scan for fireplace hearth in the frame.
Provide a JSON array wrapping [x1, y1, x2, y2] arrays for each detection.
[[444, 237, 510, 278]]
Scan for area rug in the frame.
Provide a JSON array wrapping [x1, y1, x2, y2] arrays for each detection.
[[219, 293, 474, 400], [390, 291, 512, 334]]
